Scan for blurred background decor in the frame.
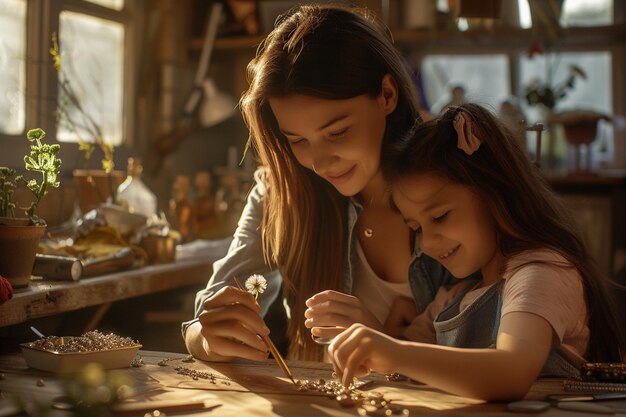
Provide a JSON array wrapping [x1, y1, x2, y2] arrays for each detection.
[[524, 43, 590, 172], [548, 110, 612, 175]]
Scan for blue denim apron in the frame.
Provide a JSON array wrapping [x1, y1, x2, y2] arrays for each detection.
[[433, 280, 581, 378]]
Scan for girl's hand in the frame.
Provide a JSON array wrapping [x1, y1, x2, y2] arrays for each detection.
[[304, 290, 383, 342], [384, 296, 417, 338], [197, 286, 270, 361], [328, 324, 402, 387]]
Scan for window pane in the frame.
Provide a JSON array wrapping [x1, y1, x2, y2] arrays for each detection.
[[84, 0, 124, 11], [421, 55, 510, 115], [520, 52, 612, 120], [58, 11, 124, 146], [0, 0, 26, 135], [519, 0, 612, 29], [520, 52, 613, 167], [561, 0, 612, 27]]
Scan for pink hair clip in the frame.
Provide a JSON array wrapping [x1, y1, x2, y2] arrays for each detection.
[[453, 112, 481, 155]]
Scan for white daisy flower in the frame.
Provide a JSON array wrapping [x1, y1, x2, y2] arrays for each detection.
[[245, 274, 267, 298]]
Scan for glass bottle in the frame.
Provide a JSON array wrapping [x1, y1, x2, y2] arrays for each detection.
[[213, 173, 243, 238], [168, 175, 193, 242], [192, 171, 216, 238], [116, 157, 157, 218]]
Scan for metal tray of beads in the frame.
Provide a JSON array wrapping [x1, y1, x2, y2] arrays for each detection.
[[581, 362, 626, 383], [20, 330, 141, 373]]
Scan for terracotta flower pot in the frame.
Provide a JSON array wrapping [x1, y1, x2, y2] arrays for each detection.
[[73, 169, 125, 214], [0, 218, 46, 288]]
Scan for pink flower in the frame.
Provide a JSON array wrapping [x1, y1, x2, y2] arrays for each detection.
[[527, 40, 544, 58]]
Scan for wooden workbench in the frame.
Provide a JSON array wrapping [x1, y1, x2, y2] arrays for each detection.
[[1, 350, 625, 417]]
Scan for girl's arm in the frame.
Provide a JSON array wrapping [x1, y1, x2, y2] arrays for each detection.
[[328, 311, 553, 401]]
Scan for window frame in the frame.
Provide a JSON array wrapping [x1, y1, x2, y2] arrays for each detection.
[[0, 0, 140, 174], [402, 19, 625, 170]]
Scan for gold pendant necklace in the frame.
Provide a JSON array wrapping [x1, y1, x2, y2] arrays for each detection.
[[360, 188, 389, 239]]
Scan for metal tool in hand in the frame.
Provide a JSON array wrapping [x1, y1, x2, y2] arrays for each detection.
[[233, 277, 296, 385]]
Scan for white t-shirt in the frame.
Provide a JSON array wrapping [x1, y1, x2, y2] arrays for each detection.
[[352, 241, 412, 324], [404, 250, 589, 365]]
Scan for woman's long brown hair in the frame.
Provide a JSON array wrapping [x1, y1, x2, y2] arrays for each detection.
[[382, 103, 625, 362], [239, 4, 419, 360]]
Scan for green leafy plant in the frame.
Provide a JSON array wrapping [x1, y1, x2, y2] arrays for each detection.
[[0, 128, 62, 223], [525, 64, 586, 110], [0, 167, 18, 218], [524, 42, 587, 111]]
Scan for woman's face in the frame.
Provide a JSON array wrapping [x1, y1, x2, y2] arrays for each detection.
[[268, 75, 398, 197]]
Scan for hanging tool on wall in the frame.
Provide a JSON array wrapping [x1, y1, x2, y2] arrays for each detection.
[[151, 2, 223, 176]]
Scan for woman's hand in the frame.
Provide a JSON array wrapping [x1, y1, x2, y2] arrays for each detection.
[[304, 290, 383, 343], [193, 286, 270, 361], [328, 324, 402, 387]]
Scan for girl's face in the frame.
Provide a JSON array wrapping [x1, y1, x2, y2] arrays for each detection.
[[391, 173, 503, 284], [268, 75, 398, 197]]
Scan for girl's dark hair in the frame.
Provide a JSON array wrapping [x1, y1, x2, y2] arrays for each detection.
[[240, 4, 420, 360], [382, 103, 625, 363]]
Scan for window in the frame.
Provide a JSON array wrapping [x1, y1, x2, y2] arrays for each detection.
[[85, 0, 123, 11], [420, 54, 510, 115], [519, 0, 613, 29], [0, 0, 134, 165], [520, 52, 612, 121], [0, 0, 26, 135], [57, 11, 125, 145], [520, 52, 613, 167]]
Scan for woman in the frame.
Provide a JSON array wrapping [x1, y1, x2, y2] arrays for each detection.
[[183, 3, 458, 362]]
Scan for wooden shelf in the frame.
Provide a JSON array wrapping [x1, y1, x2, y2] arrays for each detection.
[[189, 35, 264, 52], [547, 172, 626, 185], [393, 24, 626, 48], [198, 23, 626, 54]]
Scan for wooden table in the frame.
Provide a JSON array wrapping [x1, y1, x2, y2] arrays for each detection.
[[1, 350, 625, 417], [0, 257, 213, 328]]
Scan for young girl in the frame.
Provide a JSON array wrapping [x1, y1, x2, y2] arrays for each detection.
[[183, 4, 457, 362], [328, 103, 625, 400]]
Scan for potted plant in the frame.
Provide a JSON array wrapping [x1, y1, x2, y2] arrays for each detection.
[[0, 128, 62, 289], [548, 110, 611, 174], [524, 45, 589, 171]]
